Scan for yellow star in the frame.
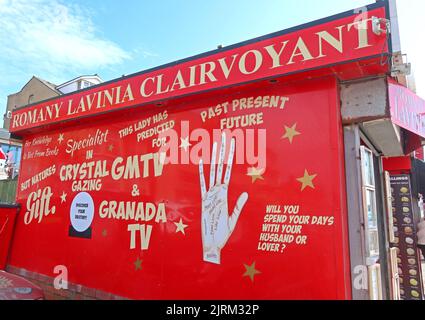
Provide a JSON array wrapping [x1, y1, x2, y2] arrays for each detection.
[[174, 218, 188, 235], [57, 133, 64, 144], [296, 169, 317, 191], [281, 123, 301, 143], [247, 167, 264, 183], [134, 257, 142, 271], [179, 137, 192, 152], [108, 144, 114, 152], [243, 262, 261, 282], [60, 191, 67, 203]]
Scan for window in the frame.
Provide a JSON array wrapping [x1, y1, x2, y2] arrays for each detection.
[[80, 81, 92, 89], [360, 146, 379, 258], [366, 189, 377, 229], [28, 94, 34, 104], [368, 264, 383, 300], [363, 149, 375, 186]]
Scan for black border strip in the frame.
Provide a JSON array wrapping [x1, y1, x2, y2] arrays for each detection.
[[0, 203, 20, 209]]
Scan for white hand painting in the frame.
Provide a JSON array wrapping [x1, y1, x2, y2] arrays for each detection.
[[199, 133, 248, 264]]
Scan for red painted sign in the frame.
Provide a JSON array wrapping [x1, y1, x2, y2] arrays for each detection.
[[389, 79, 425, 139], [8, 77, 351, 299], [10, 5, 388, 133], [383, 156, 412, 173]]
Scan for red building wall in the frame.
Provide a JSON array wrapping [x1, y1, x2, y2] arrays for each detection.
[[7, 77, 351, 299]]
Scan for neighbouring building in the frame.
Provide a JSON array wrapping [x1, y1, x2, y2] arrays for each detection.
[[3, 76, 61, 131], [1, 75, 103, 201], [3, 75, 103, 130], [55, 75, 102, 95]]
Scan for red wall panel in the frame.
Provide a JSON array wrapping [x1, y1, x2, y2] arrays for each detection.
[[9, 77, 350, 299]]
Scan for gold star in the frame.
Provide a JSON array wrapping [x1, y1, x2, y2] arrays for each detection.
[[179, 137, 192, 152], [296, 169, 317, 191], [108, 144, 114, 152], [102, 229, 107, 237], [174, 218, 188, 235], [60, 191, 67, 203], [247, 167, 264, 183], [134, 257, 142, 271], [281, 123, 301, 143], [243, 262, 261, 282], [57, 133, 64, 144]]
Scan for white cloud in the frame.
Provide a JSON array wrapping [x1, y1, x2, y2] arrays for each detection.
[[133, 47, 160, 59], [0, 0, 130, 79]]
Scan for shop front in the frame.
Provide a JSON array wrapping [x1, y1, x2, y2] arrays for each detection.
[[341, 71, 425, 300], [380, 80, 425, 300], [4, 1, 416, 300]]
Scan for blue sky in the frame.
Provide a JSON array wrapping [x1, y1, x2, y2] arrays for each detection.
[[1, 0, 424, 124]]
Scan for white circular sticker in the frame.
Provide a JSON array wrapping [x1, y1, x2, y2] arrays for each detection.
[[70, 192, 94, 232]]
